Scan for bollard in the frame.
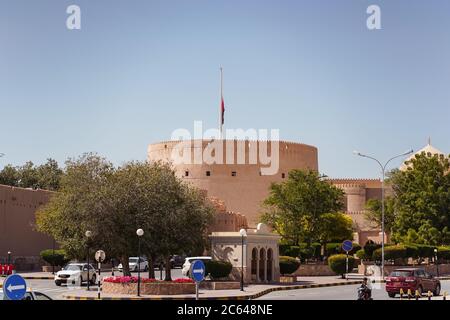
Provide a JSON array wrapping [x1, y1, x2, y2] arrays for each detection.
[[443, 291, 447, 301], [400, 288, 404, 300], [407, 289, 412, 300], [415, 290, 420, 300], [428, 291, 432, 301]]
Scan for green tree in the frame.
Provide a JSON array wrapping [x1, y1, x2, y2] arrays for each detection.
[[17, 161, 39, 188], [261, 170, 345, 246], [390, 152, 450, 245], [36, 159, 63, 191], [36, 154, 213, 279], [317, 212, 354, 255], [364, 197, 396, 232], [0, 165, 19, 186]]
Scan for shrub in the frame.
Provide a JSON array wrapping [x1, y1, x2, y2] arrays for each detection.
[[437, 246, 450, 260], [372, 245, 407, 261], [404, 244, 419, 259], [103, 277, 194, 284], [279, 256, 300, 275], [204, 260, 233, 279], [284, 246, 301, 258], [328, 254, 355, 277], [363, 240, 381, 259], [40, 249, 69, 267], [279, 244, 291, 256], [356, 249, 367, 260], [325, 243, 341, 255], [416, 244, 436, 259]]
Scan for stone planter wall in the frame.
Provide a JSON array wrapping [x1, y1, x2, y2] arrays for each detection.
[[42, 265, 61, 272], [293, 264, 335, 276], [200, 281, 240, 290], [102, 281, 196, 295]]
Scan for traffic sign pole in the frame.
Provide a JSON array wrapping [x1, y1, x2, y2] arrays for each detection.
[[190, 260, 205, 301], [346, 251, 349, 280], [341, 240, 353, 280]]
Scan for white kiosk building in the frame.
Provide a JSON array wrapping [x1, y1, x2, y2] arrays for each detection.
[[210, 223, 281, 283]]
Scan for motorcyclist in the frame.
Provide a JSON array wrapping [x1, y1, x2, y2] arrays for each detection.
[[357, 277, 373, 300]]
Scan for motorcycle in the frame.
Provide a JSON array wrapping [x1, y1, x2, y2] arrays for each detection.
[[357, 285, 373, 300]]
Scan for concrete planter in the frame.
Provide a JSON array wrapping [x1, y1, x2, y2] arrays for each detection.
[[42, 266, 61, 272], [199, 281, 240, 290], [102, 281, 196, 295], [280, 275, 297, 283]]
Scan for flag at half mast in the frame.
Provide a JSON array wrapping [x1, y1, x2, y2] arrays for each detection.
[[220, 67, 225, 137]]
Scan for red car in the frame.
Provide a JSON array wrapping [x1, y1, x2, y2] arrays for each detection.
[[385, 268, 441, 298]]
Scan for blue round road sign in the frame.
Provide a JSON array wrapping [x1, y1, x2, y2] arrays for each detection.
[[342, 240, 353, 252], [191, 260, 205, 282], [3, 274, 27, 300]]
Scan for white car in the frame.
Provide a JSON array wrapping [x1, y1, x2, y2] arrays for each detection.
[[1, 290, 53, 300], [181, 256, 212, 277], [54, 263, 96, 286], [117, 257, 148, 272]]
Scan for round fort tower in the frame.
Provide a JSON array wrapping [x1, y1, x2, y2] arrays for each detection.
[[147, 140, 318, 226]]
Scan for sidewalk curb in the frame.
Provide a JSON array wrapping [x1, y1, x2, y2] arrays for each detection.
[[62, 280, 363, 300]]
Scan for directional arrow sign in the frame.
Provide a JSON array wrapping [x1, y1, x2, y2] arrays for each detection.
[[190, 260, 205, 282], [3, 274, 27, 300], [7, 284, 26, 292]]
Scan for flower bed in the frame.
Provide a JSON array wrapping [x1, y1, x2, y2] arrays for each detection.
[[102, 276, 195, 295]]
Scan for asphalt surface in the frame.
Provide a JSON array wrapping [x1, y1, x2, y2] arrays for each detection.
[[23, 268, 185, 300], [257, 280, 450, 300]]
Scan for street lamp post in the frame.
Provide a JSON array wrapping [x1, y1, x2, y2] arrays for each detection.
[[136, 229, 144, 297], [7, 251, 11, 265], [354, 149, 413, 279], [239, 229, 247, 291], [52, 239, 55, 275], [85, 230, 92, 291], [434, 248, 439, 278]]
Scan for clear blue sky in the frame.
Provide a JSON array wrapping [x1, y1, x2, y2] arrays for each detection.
[[0, 0, 449, 178]]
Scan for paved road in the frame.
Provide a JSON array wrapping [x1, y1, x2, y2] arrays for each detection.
[[23, 268, 185, 300], [257, 280, 450, 300]]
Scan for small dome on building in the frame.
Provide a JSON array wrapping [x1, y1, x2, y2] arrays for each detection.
[[400, 139, 445, 171]]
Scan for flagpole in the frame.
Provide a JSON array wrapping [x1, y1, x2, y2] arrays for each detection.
[[220, 67, 223, 139]]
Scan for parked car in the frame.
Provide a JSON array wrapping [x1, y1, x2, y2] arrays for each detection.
[[182, 256, 212, 277], [385, 268, 441, 298], [118, 257, 148, 272], [170, 255, 185, 269], [54, 263, 96, 286], [0, 290, 53, 300]]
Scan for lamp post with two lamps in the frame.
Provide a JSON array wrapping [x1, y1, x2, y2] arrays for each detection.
[[353, 149, 413, 279]]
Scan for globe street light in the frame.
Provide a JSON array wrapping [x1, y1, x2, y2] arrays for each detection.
[[136, 228, 144, 297], [85, 230, 92, 291], [353, 149, 413, 279], [434, 248, 439, 277], [239, 228, 247, 291], [7, 251, 11, 265]]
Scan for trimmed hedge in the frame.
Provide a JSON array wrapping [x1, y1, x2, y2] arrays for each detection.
[[437, 246, 450, 260], [326, 242, 361, 255], [40, 249, 69, 267], [415, 244, 435, 259], [279, 256, 300, 275], [205, 260, 233, 279], [372, 245, 407, 261], [356, 249, 368, 260], [328, 254, 355, 277], [279, 243, 322, 260]]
